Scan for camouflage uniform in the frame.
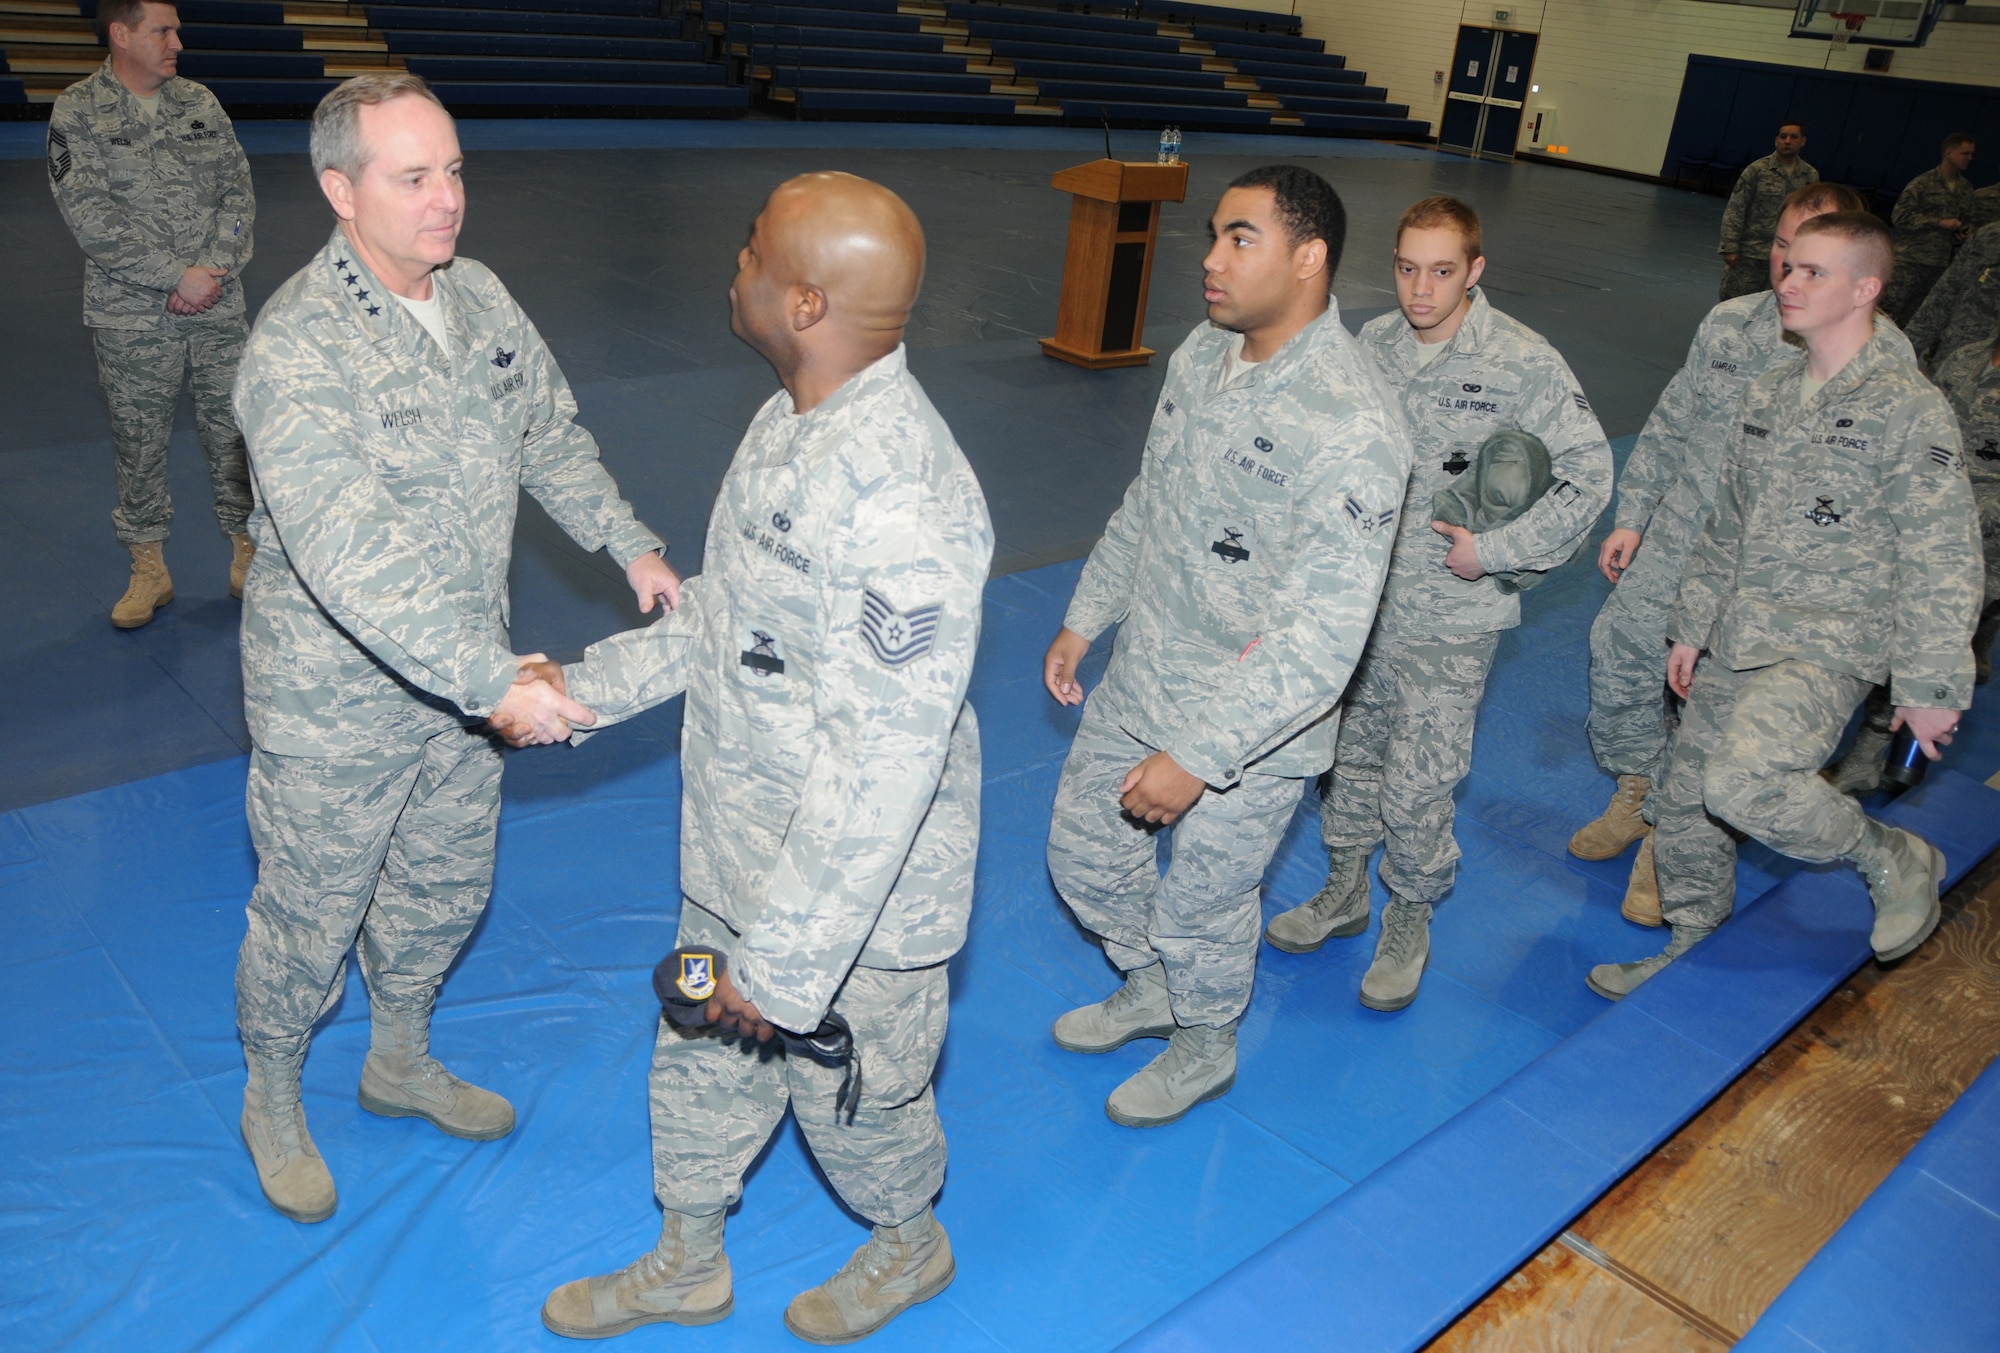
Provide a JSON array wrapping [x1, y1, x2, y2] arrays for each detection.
[[1934, 336, 2000, 604], [1906, 223, 2000, 372], [232, 230, 666, 1056], [1885, 167, 1979, 326], [47, 60, 254, 545], [1587, 295, 1915, 784], [1717, 153, 1818, 301], [1656, 333, 1981, 929], [563, 345, 992, 1226], [1048, 311, 1413, 1027], [1322, 290, 1612, 902], [1975, 184, 2000, 231]]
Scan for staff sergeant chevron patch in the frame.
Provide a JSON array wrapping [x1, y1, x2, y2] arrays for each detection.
[[860, 587, 942, 667]]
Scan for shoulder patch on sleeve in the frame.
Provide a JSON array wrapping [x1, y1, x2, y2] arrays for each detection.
[[47, 128, 70, 183], [1930, 444, 1960, 472], [860, 587, 943, 667], [1572, 391, 1591, 413]]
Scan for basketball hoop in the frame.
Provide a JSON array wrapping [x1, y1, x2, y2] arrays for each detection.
[[1829, 11, 1864, 47]]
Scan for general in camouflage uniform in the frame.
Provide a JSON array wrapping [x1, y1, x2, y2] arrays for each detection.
[[1907, 222, 2000, 373], [1046, 170, 1410, 1132], [1297, 277, 1610, 1009], [1579, 186, 1914, 914], [47, 2, 257, 627], [232, 76, 666, 1226], [1934, 326, 2000, 674], [1717, 125, 1817, 301], [1592, 215, 1979, 1000], [1884, 136, 1979, 326], [541, 173, 985, 1346]]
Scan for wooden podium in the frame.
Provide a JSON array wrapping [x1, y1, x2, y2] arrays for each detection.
[[1039, 159, 1189, 370]]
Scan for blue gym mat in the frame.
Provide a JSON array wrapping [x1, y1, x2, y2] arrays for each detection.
[[8, 546, 2000, 1352]]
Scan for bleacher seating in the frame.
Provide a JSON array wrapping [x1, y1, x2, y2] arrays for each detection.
[[1, 0, 744, 113], [719, 0, 1424, 137], [0, 0, 1426, 141]]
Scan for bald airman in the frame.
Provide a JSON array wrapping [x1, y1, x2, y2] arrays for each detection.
[[538, 173, 992, 1345]]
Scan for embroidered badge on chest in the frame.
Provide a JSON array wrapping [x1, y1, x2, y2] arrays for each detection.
[[1210, 528, 1251, 563], [741, 630, 785, 676], [861, 588, 942, 667]]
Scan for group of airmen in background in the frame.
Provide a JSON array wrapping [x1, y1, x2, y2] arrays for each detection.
[[42, 0, 2000, 1340]]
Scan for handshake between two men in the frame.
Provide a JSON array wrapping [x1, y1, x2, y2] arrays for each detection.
[[488, 549, 683, 747]]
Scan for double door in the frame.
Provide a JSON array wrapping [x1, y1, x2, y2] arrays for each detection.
[[1439, 26, 1539, 161]]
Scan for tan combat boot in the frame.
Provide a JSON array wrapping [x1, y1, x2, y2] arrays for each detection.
[[785, 1210, 954, 1345], [1052, 961, 1173, 1054], [1848, 819, 1945, 961], [111, 541, 173, 629], [229, 533, 254, 599], [242, 1046, 337, 1222], [1568, 775, 1650, 860], [357, 1000, 515, 1140], [1587, 923, 1715, 1000], [543, 1209, 733, 1338], [1621, 833, 1663, 927]]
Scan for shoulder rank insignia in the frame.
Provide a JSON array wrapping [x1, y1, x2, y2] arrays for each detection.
[[1343, 495, 1396, 537], [674, 951, 718, 1001], [861, 588, 942, 667], [47, 128, 70, 183]]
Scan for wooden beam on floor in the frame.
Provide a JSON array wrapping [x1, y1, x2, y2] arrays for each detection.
[[1427, 852, 2000, 1351]]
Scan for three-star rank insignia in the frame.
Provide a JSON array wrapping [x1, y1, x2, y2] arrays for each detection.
[[741, 630, 784, 676], [675, 951, 718, 1001], [861, 587, 942, 667], [492, 346, 516, 369], [1210, 528, 1251, 564]]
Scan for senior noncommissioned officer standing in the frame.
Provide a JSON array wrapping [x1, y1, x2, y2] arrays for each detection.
[[539, 172, 991, 1346], [230, 74, 674, 1225], [47, 0, 256, 627]]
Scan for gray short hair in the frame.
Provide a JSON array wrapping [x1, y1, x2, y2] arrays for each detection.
[[310, 74, 448, 178]]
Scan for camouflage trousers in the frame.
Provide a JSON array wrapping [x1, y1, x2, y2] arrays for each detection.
[[1047, 681, 1303, 1028], [92, 315, 254, 545], [235, 724, 503, 1056], [1881, 260, 1948, 330], [650, 900, 948, 1229], [1654, 657, 1872, 930], [1321, 628, 1500, 904], [1718, 256, 1770, 302], [1586, 531, 1695, 784]]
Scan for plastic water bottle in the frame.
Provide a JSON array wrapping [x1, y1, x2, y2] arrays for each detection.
[[1168, 125, 1182, 163], [1158, 127, 1171, 164]]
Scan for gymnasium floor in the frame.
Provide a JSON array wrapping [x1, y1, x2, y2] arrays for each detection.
[[2, 123, 1994, 1351]]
